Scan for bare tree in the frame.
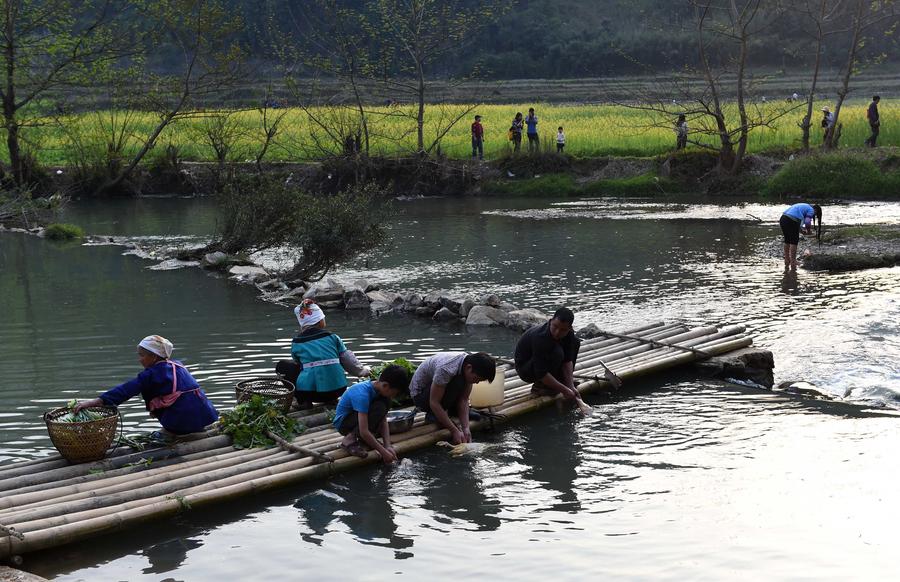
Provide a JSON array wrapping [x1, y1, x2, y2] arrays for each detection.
[[825, 0, 897, 149], [782, 0, 845, 150], [609, 0, 802, 175], [0, 0, 137, 186], [370, 0, 511, 154], [99, 0, 245, 193]]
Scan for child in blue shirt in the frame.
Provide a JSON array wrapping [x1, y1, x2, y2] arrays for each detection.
[[333, 364, 410, 463]]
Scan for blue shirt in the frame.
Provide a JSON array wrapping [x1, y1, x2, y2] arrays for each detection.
[[333, 380, 378, 429], [291, 329, 349, 393], [525, 115, 538, 135], [783, 203, 816, 227], [100, 360, 219, 434]]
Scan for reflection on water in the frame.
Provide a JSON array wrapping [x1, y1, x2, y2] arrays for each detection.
[[4, 195, 900, 580]]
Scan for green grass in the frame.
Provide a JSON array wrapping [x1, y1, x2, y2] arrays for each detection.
[[766, 154, 900, 198], [11, 100, 899, 166], [43, 223, 84, 240], [825, 225, 900, 242]]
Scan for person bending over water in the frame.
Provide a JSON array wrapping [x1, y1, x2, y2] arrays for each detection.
[[283, 299, 370, 408], [409, 352, 497, 445], [74, 335, 218, 442], [515, 307, 582, 403], [334, 364, 410, 463], [780, 203, 822, 271]]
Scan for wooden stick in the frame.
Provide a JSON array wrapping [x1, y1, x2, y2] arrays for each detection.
[[265, 431, 334, 464]]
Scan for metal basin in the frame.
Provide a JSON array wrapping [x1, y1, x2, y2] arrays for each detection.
[[386, 410, 416, 434]]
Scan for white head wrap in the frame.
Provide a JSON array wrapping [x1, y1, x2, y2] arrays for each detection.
[[294, 300, 325, 329], [138, 335, 174, 359]]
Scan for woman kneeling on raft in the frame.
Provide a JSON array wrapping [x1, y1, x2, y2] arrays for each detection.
[[285, 299, 370, 408], [74, 335, 219, 443]]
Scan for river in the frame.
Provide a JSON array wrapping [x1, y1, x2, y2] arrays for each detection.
[[1, 194, 898, 580]]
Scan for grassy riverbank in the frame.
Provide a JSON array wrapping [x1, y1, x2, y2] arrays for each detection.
[[20, 100, 899, 166]]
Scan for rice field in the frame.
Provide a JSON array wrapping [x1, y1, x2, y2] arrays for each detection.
[[20, 99, 899, 166]]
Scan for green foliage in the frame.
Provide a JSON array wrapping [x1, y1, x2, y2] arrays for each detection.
[[43, 223, 85, 241], [55, 399, 103, 422], [219, 395, 305, 449], [765, 154, 900, 199], [370, 358, 418, 381]]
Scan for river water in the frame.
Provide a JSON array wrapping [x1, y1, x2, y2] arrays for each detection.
[[1, 195, 899, 580]]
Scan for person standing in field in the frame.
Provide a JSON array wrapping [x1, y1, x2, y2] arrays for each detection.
[[865, 95, 880, 148], [821, 106, 835, 142], [525, 107, 539, 152], [675, 114, 688, 150], [510, 112, 524, 153], [471, 114, 485, 160], [556, 126, 565, 153]]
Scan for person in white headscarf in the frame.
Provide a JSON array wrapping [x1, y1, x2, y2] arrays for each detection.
[[278, 299, 370, 408], [74, 335, 218, 441]]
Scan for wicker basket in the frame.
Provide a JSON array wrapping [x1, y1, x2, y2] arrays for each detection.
[[44, 406, 119, 463], [235, 378, 295, 413]]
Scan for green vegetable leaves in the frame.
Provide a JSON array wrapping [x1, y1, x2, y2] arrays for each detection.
[[219, 395, 305, 449]]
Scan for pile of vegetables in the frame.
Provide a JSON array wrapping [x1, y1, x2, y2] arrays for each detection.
[[55, 399, 104, 423], [370, 357, 417, 380], [370, 358, 418, 407], [219, 395, 305, 449]]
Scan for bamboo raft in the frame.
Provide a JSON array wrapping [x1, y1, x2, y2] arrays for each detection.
[[0, 321, 752, 562]]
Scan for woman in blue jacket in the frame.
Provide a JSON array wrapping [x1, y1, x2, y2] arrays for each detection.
[[780, 203, 822, 271], [288, 299, 370, 408], [74, 335, 218, 440]]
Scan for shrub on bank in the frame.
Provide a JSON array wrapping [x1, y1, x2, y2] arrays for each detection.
[[43, 223, 84, 240], [766, 154, 900, 199]]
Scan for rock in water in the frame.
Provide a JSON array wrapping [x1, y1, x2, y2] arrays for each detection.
[[432, 307, 458, 322], [465, 305, 509, 326]]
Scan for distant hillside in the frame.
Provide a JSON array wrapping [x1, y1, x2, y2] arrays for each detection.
[[222, 0, 899, 79]]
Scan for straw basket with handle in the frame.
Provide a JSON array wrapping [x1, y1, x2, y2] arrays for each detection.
[[44, 405, 120, 463], [235, 378, 295, 413]]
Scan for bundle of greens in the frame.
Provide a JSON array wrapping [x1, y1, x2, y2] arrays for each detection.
[[370, 358, 417, 380], [55, 399, 104, 423], [370, 358, 418, 407], [219, 395, 305, 449]]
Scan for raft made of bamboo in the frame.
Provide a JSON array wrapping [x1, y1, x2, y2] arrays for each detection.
[[0, 321, 754, 562]]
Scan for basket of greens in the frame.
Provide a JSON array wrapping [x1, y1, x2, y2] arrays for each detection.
[[44, 400, 119, 463]]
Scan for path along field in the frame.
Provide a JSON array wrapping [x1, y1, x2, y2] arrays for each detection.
[[25, 99, 898, 165]]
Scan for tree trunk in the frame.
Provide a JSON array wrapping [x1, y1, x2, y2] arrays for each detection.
[[826, 0, 863, 150], [802, 0, 827, 151], [416, 59, 425, 154], [3, 5, 22, 186]]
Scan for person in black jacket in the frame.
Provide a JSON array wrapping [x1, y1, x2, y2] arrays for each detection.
[[514, 307, 581, 402], [865, 95, 881, 147]]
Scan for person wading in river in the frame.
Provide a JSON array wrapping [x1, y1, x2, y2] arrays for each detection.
[[514, 308, 582, 403], [281, 299, 370, 409], [74, 335, 219, 443], [410, 352, 497, 445], [780, 203, 823, 271]]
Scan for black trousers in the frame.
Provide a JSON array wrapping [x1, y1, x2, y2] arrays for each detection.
[[276, 360, 345, 405], [413, 373, 466, 415], [780, 214, 801, 245], [866, 124, 879, 147], [338, 397, 390, 436]]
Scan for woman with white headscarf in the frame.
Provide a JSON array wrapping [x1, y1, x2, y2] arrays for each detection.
[[282, 299, 370, 408], [74, 335, 218, 440]]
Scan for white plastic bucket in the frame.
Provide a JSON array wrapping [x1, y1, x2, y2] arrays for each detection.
[[469, 374, 505, 408]]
